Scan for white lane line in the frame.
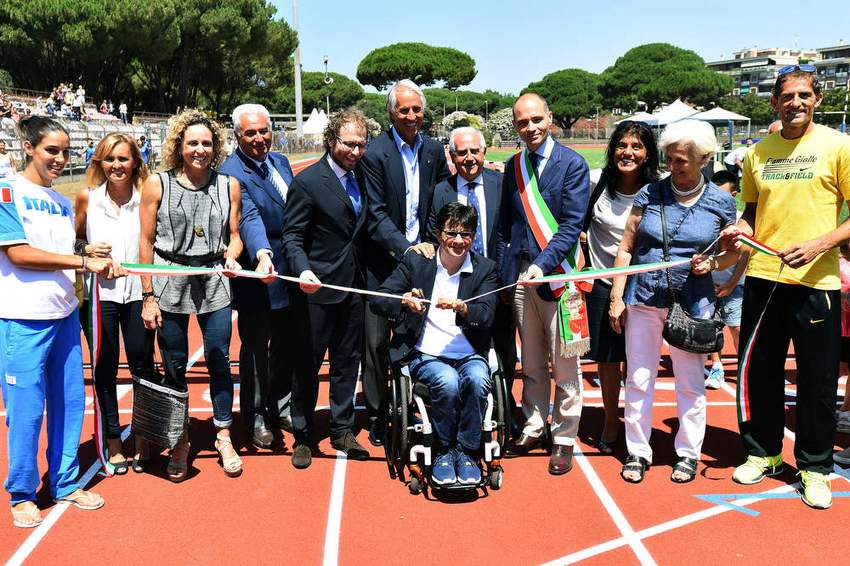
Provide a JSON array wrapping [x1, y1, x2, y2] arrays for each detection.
[[322, 451, 349, 566], [562, 445, 657, 565], [5, 319, 216, 565]]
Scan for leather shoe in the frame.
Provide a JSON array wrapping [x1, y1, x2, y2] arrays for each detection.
[[291, 443, 313, 469], [548, 445, 574, 475], [277, 416, 294, 434], [252, 424, 274, 449], [331, 431, 370, 460], [368, 419, 385, 447], [508, 433, 544, 455]]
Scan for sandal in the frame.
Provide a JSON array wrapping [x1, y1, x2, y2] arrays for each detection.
[[132, 437, 149, 474], [671, 456, 698, 483], [11, 501, 42, 528], [167, 440, 191, 483], [621, 454, 650, 483], [215, 434, 243, 478], [54, 489, 105, 510]]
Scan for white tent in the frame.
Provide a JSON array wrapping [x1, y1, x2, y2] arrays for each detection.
[[688, 107, 750, 123], [302, 108, 323, 135], [647, 99, 698, 126], [615, 111, 655, 125]]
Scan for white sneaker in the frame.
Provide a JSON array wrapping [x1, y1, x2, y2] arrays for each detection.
[[705, 366, 724, 390]]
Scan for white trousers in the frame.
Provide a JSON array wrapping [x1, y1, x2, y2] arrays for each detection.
[[514, 281, 582, 446], [624, 304, 707, 463]]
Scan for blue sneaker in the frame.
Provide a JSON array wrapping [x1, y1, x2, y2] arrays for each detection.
[[705, 366, 724, 390], [455, 449, 481, 485], [431, 450, 457, 485]]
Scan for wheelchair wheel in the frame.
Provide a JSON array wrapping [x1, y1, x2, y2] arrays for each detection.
[[408, 475, 423, 495], [493, 370, 509, 451], [385, 373, 402, 480], [397, 371, 410, 480]]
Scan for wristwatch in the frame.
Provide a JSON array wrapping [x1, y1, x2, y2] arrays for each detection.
[[141, 291, 156, 300], [710, 255, 719, 271]]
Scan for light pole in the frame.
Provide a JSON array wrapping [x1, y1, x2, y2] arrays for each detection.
[[292, 0, 303, 138], [485, 100, 489, 121], [323, 55, 333, 114]]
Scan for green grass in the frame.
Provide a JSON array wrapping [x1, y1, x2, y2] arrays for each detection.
[[487, 147, 606, 169]]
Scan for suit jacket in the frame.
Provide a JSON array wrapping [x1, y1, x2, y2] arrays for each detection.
[[361, 129, 451, 288], [427, 168, 505, 268], [219, 148, 293, 311], [282, 154, 369, 305], [500, 138, 590, 301], [370, 251, 498, 365]]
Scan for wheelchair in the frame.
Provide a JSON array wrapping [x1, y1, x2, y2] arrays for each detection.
[[383, 351, 510, 496]]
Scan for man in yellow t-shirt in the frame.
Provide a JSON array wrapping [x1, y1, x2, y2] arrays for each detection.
[[722, 66, 850, 510]]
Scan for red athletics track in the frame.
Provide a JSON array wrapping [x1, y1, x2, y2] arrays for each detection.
[[2, 155, 850, 565]]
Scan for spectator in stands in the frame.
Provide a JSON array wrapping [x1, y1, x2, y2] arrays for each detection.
[[72, 91, 84, 121], [138, 109, 246, 481], [83, 141, 95, 168], [138, 135, 151, 165], [0, 140, 17, 179], [108, 100, 114, 115], [1, 116, 122, 528], [74, 133, 155, 474], [119, 102, 128, 124], [99, 100, 108, 115], [610, 120, 737, 484], [583, 121, 659, 454]]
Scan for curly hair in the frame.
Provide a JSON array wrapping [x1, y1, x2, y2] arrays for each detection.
[[86, 133, 149, 189], [323, 108, 368, 153], [160, 109, 226, 171]]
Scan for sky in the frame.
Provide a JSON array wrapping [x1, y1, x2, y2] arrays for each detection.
[[271, 0, 849, 95]]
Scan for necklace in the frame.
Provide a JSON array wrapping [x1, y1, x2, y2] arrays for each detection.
[[176, 170, 209, 240], [670, 175, 705, 198]]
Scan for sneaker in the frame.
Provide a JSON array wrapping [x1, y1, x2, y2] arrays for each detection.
[[836, 411, 850, 434], [431, 450, 456, 485], [834, 447, 850, 466], [705, 366, 724, 390], [455, 450, 482, 485], [732, 454, 783, 484], [799, 470, 832, 509]]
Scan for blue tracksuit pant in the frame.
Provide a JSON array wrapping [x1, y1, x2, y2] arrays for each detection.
[[0, 314, 85, 504]]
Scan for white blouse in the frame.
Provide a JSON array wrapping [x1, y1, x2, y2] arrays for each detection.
[[85, 183, 142, 303]]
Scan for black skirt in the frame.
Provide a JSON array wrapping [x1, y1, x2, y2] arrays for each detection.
[[585, 280, 626, 363]]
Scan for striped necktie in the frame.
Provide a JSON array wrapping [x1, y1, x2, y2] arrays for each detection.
[[260, 160, 288, 203]]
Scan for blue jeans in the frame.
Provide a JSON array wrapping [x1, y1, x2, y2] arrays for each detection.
[[158, 307, 233, 428], [1, 314, 85, 504], [408, 352, 491, 452]]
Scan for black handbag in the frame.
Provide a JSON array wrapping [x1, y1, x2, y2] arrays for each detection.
[[658, 188, 725, 354]]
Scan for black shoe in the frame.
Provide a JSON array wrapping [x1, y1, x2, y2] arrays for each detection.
[[368, 419, 385, 447], [292, 443, 312, 469], [252, 424, 274, 449], [331, 431, 370, 460], [277, 415, 294, 434]]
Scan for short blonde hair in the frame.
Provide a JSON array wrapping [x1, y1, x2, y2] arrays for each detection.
[[160, 109, 226, 171], [86, 132, 149, 189]]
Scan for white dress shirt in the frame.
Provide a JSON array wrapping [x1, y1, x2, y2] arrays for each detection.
[[456, 173, 488, 257], [391, 127, 423, 243], [415, 251, 475, 359], [529, 135, 554, 178]]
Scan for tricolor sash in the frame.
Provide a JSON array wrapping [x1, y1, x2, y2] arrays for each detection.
[[85, 273, 114, 477], [513, 150, 590, 357]]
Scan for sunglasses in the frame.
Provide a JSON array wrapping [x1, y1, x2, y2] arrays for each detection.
[[778, 64, 817, 76], [442, 230, 474, 240]]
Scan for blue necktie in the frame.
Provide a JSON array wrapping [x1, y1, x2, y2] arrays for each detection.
[[345, 172, 362, 216], [466, 182, 485, 256]]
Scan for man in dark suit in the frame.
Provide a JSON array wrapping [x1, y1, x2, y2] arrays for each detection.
[[372, 202, 498, 486], [502, 93, 590, 475], [361, 79, 451, 445], [282, 108, 371, 469], [220, 103, 295, 448], [426, 127, 517, 417]]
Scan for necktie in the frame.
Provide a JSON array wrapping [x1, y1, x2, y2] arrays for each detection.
[[261, 160, 288, 203], [344, 172, 362, 216], [528, 150, 541, 178], [466, 182, 485, 256]]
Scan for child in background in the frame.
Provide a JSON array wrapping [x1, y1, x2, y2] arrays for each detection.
[[706, 170, 749, 390], [834, 243, 850, 466]]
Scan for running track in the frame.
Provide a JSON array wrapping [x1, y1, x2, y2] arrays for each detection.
[[1, 155, 849, 564]]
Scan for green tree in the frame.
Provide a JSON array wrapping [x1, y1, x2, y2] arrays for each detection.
[[817, 87, 850, 127], [423, 88, 515, 118], [522, 69, 602, 128], [356, 42, 476, 90], [0, 69, 12, 89], [719, 93, 776, 125], [356, 92, 390, 131], [599, 43, 734, 112], [270, 71, 363, 114]]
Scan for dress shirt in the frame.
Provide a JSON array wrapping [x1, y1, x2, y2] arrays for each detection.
[[391, 126, 423, 243], [529, 135, 554, 178], [414, 251, 475, 359], [457, 174, 487, 257], [243, 150, 289, 204]]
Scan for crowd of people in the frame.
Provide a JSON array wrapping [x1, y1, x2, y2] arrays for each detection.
[[1, 65, 849, 528], [0, 84, 127, 126]]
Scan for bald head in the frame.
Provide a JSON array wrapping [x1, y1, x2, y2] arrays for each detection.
[[512, 93, 552, 152]]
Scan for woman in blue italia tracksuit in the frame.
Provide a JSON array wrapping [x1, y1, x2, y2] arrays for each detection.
[[0, 116, 123, 528]]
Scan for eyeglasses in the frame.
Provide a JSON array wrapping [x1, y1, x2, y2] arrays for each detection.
[[338, 139, 367, 152], [442, 230, 474, 240], [778, 64, 817, 76]]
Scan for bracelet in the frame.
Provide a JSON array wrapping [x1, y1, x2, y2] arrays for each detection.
[[710, 255, 719, 271], [74, 239, 87, 256], [141, 291, 155, 299]]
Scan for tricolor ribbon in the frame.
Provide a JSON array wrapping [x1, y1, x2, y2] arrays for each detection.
[[85, 273, 114, 477], [736, 234, 780, 257]]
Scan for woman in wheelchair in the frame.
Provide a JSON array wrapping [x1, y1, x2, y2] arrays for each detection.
[[371, 202, 499, 487]]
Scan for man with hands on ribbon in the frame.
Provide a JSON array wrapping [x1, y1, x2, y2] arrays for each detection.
[[718, 66, 850, 510], [371, 201, 498, 487]]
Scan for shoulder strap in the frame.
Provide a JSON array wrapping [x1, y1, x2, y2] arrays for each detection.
[[582, 169, 609, 233], [659, 184, 676, 302]]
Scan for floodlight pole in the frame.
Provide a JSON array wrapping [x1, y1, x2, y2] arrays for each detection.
[[842, 77, 848, 134], [292, 0, 303, 138]]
